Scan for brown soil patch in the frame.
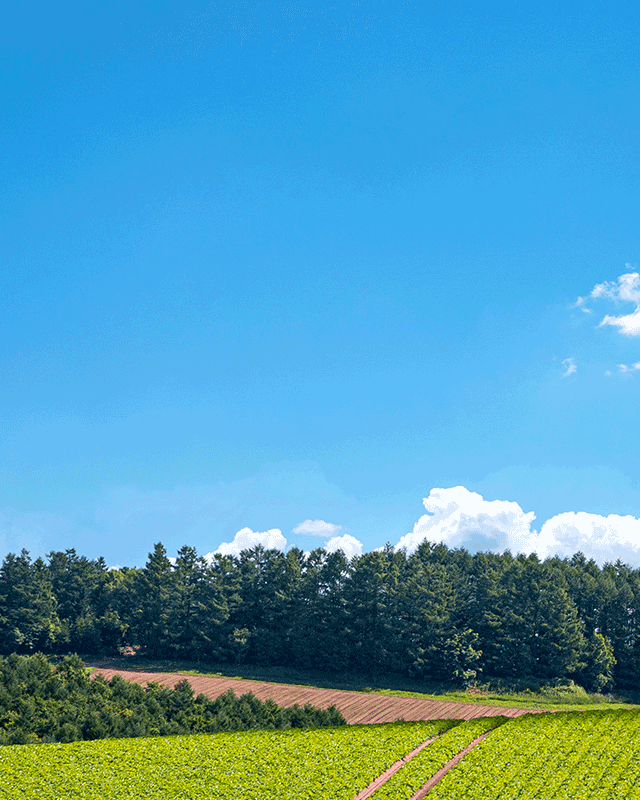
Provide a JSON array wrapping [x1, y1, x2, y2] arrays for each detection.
[[92, 667, 543, 724]]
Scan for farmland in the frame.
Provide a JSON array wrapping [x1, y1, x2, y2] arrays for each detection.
[[2, 710, 640, 799], [426, 708, 640, 799], [92, 666, 544, 723], [0, 720, 456, 800]]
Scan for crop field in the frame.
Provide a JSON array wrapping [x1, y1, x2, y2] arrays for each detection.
[[2, 709, 640, 799], [0, 719, 456, 800], [427, 708, 640, 799], [367, 716, 506, 800]]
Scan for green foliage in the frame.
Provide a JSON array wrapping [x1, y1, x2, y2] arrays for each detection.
[[2, 542, 640, 691], [0, 653, 345, 745], [576, 633, 617, 693], [0, 720, 456, 799], [427, 708, 640, 798], [370, 716, 507, 800], [0, 551, 60, 655]]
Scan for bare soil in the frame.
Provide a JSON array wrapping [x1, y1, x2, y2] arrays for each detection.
[[92, 667, 544, 724]]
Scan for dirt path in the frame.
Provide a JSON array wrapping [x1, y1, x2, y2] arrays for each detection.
[[408, 729, 494, 798], [92, 666, 543, 724], [352, 734, 442, 800]]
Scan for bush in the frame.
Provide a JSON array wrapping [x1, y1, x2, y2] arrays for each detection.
[[0, 653, 346, 745]]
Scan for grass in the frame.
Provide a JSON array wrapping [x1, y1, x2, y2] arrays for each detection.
[[84, 655, 640, 711]]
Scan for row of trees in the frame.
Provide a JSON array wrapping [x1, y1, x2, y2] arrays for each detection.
[[0, 542, 637, 691], [0, 653, 345, 745]]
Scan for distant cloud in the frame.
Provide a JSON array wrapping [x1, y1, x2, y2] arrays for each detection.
[[617, 362, 640, 374], [578, 269, 640, 337], [324, 533, 363, 560], [395, 486, 537, 556], [292, 519, 342, 536], [395, 486, 640, 566], [207, 527, 287, 559], [561, 357, 577, 377], [206, 526, 361, 561], [600, 307, 640, 337], [590, 270, 640, 304], [537, 512, 640, 565]]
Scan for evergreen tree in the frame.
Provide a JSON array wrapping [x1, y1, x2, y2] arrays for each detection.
[[170, 545, 229, 661], [0, 550, 61, 655], [133, 543, 175, 657]]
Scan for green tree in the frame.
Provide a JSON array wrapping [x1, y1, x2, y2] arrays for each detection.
[[576, 633, 616, 692], [46, 549, 126, 655], [169, 545, 229, 661], [0, 550, 61, 654], [289, 548, 349, 673], [342, 547, 405, 675], [133, 543, 175, 658]]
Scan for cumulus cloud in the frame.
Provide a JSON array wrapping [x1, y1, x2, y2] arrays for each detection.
[[537, 512, 640, 565], [292, 519, 342, 536], [561, 357, 577, 377], [206, 527, 287, 559], [396, 487, 537, 556], [324, 533, 363, 560], [396, 486, 640, 566], [578, 269, 640, 337]]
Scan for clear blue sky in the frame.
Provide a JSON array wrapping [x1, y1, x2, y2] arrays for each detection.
[[2, 0, 640, 567]]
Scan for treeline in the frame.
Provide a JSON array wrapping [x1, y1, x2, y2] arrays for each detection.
[[1, 542, 638, 691], [0, 653, 345, 745]]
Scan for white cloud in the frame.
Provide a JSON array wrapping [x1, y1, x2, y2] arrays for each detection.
[[395, 486, 537, 556], [600, 306, 640, 337], [573, 295, 591, 312], [396, 486, 640, 566], [537, 512, 640, 564], [206, 527, 287, 559], [591, 270, 640, 304], [561, 357, 577, 377], [617, 361, 640, 374], [324, 533, 363, 560], [292, 519, 342, 536], [578, 270, 640, 337]]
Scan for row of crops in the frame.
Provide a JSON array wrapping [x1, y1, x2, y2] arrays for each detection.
[[427, 708, 640, 799], [1, 709, 639, 798]]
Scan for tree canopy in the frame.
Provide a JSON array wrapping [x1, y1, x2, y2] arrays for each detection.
[[1, 541, 635, 692]]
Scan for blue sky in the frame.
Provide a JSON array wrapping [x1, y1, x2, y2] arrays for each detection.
[[2, 0, 640, 567]]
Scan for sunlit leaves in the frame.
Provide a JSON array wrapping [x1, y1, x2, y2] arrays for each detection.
[[0, 720, 454, 800], [428, 709, 640, 799], [370, 716, 507, 800]]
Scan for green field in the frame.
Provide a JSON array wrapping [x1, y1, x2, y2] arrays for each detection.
[[428, 709, 640, 799], [0, 720, 456, 800], [3, 710, 640, 799], [368, 716, 506, 800]]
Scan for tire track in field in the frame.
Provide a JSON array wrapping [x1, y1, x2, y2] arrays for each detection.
[[91, 667, 544, 724], [407, 728, 495, 798], [351, 734, 443, 800]]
